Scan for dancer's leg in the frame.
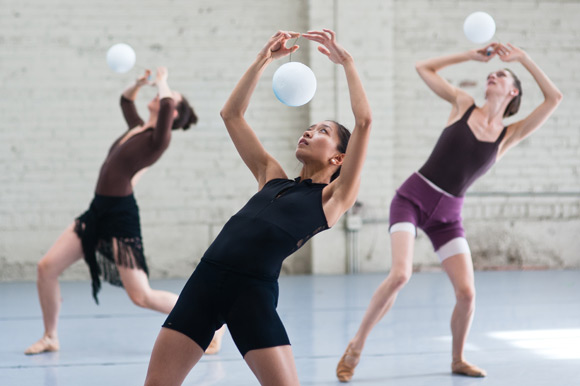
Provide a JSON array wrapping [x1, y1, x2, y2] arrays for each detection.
[[25, 223, 84, 354], [118, 252, 225, 354], [336, 230, 415, 382], [441, 252, 485, 377], [244, 345, 300, 386], [118, 263, 177, 314], [350, 231, 415, 349], [145, 328, 204, 386], [204, 325, 226, 355]]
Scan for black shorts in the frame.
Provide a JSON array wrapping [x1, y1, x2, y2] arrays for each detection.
[[163, 260, 290, 357]]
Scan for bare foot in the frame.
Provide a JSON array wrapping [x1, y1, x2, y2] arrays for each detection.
[[205, 325, 226, 355], [452, 359, 487, 377], [336, 343, 362, 382], [24, 335, 60, 355]]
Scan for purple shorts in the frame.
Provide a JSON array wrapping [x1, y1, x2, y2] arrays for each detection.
[[389, 173, 465, 251]]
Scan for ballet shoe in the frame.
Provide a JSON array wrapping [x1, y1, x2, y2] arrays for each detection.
[[336, 344, 361, 383], [24, 336, 60, 355], [205, 326, 225, 355], [452, 359, 487, 377]]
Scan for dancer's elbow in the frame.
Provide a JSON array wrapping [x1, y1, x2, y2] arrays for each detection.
[[220, 108, 242, 122], [355, 115, 372, 131]]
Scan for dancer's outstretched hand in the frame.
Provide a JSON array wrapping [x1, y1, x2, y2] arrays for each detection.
[[496, 43, 528, 63], [155, 66, 168, 84], [136, 69, 151, 87], [258, 30, 300, 61], [303, 29, 352, 65], [470, 43, 498, 62]]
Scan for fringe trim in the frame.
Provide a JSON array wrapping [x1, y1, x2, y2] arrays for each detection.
[[96, 237, 149, 289]]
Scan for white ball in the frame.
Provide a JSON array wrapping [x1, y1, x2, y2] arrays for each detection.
[[106, 43, 136, 73], [272, 62, 317, 107], [463, 12, 496, 44]]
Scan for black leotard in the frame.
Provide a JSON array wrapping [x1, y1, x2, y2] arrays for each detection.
[[418, 104, 507, 196], [202, 177, 329, 279], [163, 177, 329, 356]]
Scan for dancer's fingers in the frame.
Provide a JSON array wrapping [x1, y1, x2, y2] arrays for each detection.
[[322, 28, 336, 40], [318, 45, 331, 57]]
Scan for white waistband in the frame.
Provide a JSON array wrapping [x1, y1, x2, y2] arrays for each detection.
[[416, 172, 457, 198]]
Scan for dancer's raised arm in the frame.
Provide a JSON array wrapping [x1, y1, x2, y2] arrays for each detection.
[[120, 70, 151, 129], [220, 31, 300, 188], [122, 69, 151, 101], [415, 44, 497, 117], [150, 67, 176, 151], [496, 43, 563, 157], [303, 29, 372, 227]]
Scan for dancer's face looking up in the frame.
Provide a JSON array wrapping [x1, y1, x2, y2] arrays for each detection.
[[295, 120, 351, 180], [485, 69, 522, 117]]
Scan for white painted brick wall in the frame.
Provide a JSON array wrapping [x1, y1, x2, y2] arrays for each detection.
[[1, 0, 578, 281]]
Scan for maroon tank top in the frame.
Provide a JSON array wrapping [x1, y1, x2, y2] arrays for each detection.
[[418, 104, 507, 197], [94, 96, 175, 196]]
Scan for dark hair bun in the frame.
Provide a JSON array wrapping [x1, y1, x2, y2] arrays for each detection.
[[172, 96, 198, 130]]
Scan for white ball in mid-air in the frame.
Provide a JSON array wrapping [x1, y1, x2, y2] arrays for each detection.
[[106, 43, 136, 73], [272, 62, 317, 107], [463, 12, 496, 44]]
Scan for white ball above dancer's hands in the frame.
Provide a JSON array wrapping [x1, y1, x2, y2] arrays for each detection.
[[106, 43, 136, 73], [272, 62, 317, 107], [463, 12, 496, 44]]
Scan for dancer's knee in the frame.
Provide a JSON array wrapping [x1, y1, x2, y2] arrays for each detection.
[[388, 269, 412, 290], [455, 286, 475, 305], [37, 258, 58, 280], [127, 288, 151, 308]]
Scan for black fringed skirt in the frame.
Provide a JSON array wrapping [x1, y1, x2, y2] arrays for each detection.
[[74, 194, 149, 304]]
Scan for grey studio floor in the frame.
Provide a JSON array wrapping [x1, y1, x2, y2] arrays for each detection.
[[1, 270, 579, 386]]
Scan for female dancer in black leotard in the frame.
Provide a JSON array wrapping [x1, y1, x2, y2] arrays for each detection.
[[144, 29, 372, 386], [336, 43, 562, 381], [22, 67, 225, 355]]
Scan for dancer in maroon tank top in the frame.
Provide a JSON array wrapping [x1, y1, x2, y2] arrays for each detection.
[[23, 67, 229, 355], [336, 43, 562, 381]]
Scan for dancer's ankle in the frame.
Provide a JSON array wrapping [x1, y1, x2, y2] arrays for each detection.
[[44, 332, 58, 341], [452, 356, 464, 364], [348, 338, 363, 353]]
